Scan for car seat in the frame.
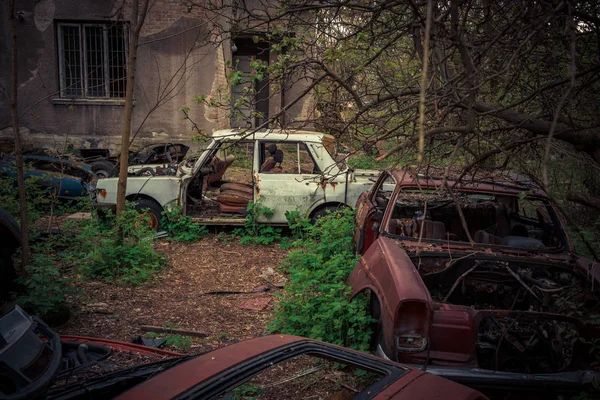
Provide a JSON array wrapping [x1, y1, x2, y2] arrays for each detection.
[[203, 154, 235, 190], [260, 144, 278, 172]]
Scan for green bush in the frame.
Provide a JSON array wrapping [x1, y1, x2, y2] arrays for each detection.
[[161, 205, 208, 242], [15, 242, 70, 316], [234, 200, 281, 245], [268, 208, 374, 351], [0, 172, 92, 223], [70, 205, 167, 285], [348, 154, 396, 170], [0, 174, 55, 223]]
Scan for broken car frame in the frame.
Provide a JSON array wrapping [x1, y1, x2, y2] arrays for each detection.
[[348, 168, 600, 395]]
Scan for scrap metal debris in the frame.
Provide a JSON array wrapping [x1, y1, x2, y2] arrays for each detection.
[[240, 297, 272, 311]]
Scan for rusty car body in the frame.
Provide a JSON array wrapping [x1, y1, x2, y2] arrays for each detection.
[[95, 129, 378, 228], [348, 168, 600, 395], [46, 335, 486, 400]]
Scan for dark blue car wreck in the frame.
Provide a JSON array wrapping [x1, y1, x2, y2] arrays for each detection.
[[0, 151, 97, 200]]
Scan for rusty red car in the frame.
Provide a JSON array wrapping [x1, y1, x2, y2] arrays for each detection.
[[348, 168, 600, 395], [2, 305, 484, 400], [43, 334, 486, 400]]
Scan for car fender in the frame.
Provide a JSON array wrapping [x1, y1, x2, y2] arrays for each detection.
[[348, 236, 433, 359], [97, 176, 181, 208]]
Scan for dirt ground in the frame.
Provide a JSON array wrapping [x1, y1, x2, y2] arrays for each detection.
[[56, 236, 289, 354]]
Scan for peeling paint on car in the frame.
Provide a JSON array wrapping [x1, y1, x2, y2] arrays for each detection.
[[96, 130, 377, 224]]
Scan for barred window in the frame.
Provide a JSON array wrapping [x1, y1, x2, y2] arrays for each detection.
[[57, 22, 128, 98]]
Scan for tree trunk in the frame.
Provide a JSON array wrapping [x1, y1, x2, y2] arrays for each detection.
[[116, 0, 149, 217], [473, 101, 600, 163], [8, 0, 30, 270]]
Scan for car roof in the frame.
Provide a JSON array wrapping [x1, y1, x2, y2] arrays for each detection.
[[211, 129, 332, 144], [116, 335, 411, 400], [389, 167, 548, 198]]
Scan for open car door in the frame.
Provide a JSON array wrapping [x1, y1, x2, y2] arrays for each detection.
[[356, 171, 396, 255]]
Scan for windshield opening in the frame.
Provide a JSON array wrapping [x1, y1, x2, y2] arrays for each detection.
[[384, 189, 564, 250]]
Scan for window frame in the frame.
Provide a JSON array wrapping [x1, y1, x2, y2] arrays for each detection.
[[56, 21, 129, 99], [258, 141, 319, 175], [176, 341, 409, 400], [383, 186, 570, 251]]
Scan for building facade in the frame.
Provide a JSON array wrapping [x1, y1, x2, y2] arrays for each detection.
[[0, 0, 314, 154]]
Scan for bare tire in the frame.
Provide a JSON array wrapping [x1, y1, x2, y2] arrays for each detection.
[[91, 161, 115, 179], [134, 199, 162, 230], [309, 205, 344, 224]]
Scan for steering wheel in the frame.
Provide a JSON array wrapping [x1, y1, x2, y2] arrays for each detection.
[[164, 143, 175, 163]]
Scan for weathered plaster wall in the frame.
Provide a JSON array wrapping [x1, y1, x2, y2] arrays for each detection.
[[0, 0, 218, 153], [0, 0, 314, 154]]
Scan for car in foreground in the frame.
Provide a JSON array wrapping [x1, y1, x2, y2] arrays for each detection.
[[1, 305, 486, 400], [49, 336, 485, 400], [0, 152, 97, 200], [95, 129, 379, 229], [348, 168, 600, 396]]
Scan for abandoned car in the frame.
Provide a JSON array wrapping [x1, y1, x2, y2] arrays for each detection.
[[95, 129, 378, 228], [80, 143, 190, 178], [0, 152, 97, 200], [1, 306, 486, 400], [348, 168, 600, 394]]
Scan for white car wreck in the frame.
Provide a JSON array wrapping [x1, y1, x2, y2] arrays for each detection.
[[95, 129, 378, 228]]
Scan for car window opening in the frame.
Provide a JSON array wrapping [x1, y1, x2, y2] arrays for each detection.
[[385, 189, 563, 250], [211, 353, 385, 400]]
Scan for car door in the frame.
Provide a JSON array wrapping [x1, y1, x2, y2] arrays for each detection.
[[254, 141, 325, 223], [356, 171, 396, 255]]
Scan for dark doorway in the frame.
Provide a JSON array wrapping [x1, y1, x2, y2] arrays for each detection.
[[230, 37, 270, 128]]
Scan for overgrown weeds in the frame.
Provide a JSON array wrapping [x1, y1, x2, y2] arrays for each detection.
[[69, 204, 167, 285], [268, 208, 374, 351], [2, 174, 169, 316], [143, 331, 192, 352], [14, 241, 71, 316], [234, 200, 281, 245], [161, 205, 208, 242]]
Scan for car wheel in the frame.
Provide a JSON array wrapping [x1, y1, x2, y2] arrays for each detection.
[[134, 199, 162, 230], [91, 161, 116, 179], [309, 204, 344, 224]]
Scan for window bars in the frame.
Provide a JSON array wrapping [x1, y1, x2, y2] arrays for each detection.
[[57, 22, 128, 98]]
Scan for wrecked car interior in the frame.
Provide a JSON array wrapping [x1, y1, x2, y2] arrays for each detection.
[[382, 189, 564, 249], [185, 140, 255, 219], [185, 138, 326, 219], [421, 256, 598, 375]]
